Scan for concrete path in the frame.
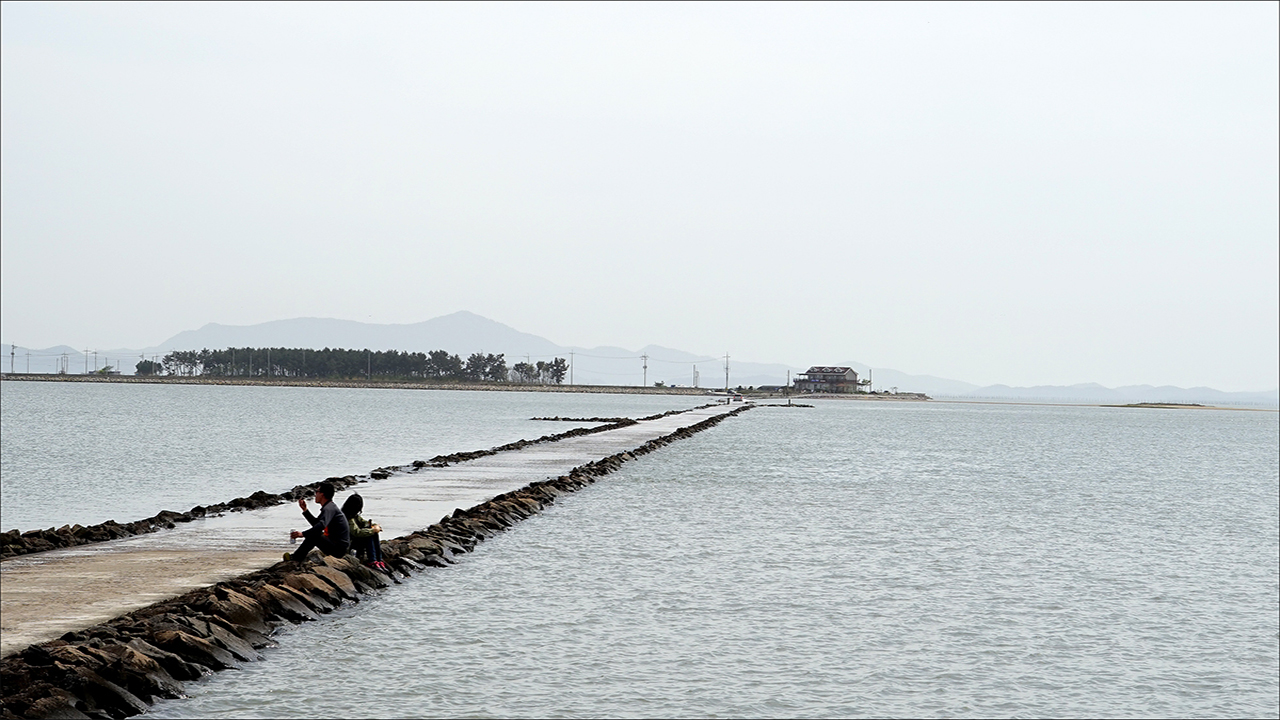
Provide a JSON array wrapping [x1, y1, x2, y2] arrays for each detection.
[[0, 404, 741, 657]]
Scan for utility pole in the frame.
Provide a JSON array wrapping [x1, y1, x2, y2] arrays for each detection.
[[724, 353, 730, 391], [94, 350, 98, 373], [693, 364, 698, 388], [26, 350, 31, 373], [9, 345, 14, 374], [641, 353, 648, 387], [569, 351, 574, 385]]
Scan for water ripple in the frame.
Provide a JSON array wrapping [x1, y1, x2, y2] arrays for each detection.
[[138, 401, 1277, 718]]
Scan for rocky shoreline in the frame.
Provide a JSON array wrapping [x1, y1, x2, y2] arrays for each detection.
[[0, 405, 751, 719]]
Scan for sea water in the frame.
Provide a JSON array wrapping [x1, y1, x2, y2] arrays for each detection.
[[2, 382, 1277, 717], [0, 381, 701, 531]]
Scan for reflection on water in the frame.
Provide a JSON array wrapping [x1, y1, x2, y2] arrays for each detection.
[[149, 402, 1278, 718]]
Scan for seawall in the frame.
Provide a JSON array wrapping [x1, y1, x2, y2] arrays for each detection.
[[1, 406, 698, 559], [0, 406, 751, 719]]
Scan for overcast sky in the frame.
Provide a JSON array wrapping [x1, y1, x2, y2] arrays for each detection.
[[2, 2, 1276, 390]]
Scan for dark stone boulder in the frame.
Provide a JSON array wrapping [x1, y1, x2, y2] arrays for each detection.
[[282, 573, 343, 608], [325, 555, 389, 589], [198, 593, 271, 637], [151, 630, 242, 671], [87, 646, 186, 703], [387, 556, 423, 576], [310, 565, 359, 601], [69, 666, 150, 718], [23, 689, 90, 719], [253, 584, 320, 623], [396, 547, 427, 564], [84, 625, 120, 641], [45, 645, 102, 670], [124, 639, 207, 682], [20, 645, 60, 667], [248, 490, 280, 506], [417, 552, 449, 568], [406, 536, 444, 554], [180, 618, 262, 663]]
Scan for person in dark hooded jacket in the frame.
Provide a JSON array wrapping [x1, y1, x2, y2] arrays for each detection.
[[285, 481, 350, 563], [342, 493, 388, 572]]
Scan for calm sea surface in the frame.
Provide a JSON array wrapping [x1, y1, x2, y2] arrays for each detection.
[[0, 381, 701, 531], [3, 382, 1277, 717]]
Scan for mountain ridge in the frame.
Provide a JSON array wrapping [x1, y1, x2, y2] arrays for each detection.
[[4, 313, 1276, 406]]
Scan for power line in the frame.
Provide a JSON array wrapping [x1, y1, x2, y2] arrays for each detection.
[[560, 351, 720, 364], [575, 368, 648, 377]]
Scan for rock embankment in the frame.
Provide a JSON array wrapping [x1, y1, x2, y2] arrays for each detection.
[[532, 416, 631, 423], [757, 403, 815, 408], [530, 408, 693, 423], [0, 406, 750, 719], [1, 405, 721, 560]]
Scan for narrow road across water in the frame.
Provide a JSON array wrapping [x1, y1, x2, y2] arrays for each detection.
[[0, 404, 742, 656]]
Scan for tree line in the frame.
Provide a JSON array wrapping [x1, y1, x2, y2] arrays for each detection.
[[139, 347, 568, 384]]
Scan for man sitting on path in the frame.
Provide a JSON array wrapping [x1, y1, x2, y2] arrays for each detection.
[[285, 481, 351, 563]]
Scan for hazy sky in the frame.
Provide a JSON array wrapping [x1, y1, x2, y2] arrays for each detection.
[[2, 2, 1277, 390]]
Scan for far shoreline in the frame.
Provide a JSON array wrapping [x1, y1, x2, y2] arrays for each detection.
[[0, 373, 929, 401], [2, 374, 1273, 411], [0, 372, 711, 396]]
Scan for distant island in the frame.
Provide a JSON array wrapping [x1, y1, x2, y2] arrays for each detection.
[[1102, 402, 1206, 409]]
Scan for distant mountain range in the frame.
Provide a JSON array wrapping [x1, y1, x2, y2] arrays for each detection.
[[4, 312, 1277, 407]]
